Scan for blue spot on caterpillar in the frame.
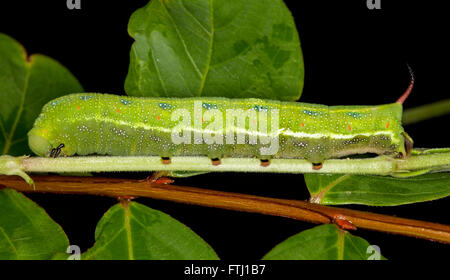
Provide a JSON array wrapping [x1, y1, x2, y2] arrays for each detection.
[[253, 105, 269, 112], [158, 103, 173, 110], [120, 99, 132, 105], [302, 109, 321, 117], [347, 112, 364, 119], [202, 103, 218, 110], [79, 95, 93, 101]]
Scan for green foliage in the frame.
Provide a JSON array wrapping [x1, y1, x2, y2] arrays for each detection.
[[262, 224, 386, 260], [125, 0, 304, 101], [82, 202, 219, 260], [305, 173, 450, 206], [0, 33, 83, 156], [0, 188, 69, 260]]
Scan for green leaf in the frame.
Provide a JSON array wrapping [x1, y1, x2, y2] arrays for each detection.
[[82, 201, 219, 260], [262, 224, 387, 260], [125, 0, 304, 101], [305, 173, 450, 206], [0, 33, 83, 156], [0, 188, 69, 260]]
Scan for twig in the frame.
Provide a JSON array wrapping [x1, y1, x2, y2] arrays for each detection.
[[2, 175, 450, 244]]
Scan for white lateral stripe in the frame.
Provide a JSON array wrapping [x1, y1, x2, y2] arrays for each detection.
[[282, 130, 400, 142], [82, 118, 401, 143]]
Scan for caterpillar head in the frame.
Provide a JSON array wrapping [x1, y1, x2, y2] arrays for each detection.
[[28, 127, 72, 157], [28, 127, 76, 157], [28, 127, 53, 157]]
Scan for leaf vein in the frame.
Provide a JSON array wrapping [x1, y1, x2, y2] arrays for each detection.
[[180, 0, 211, 36], [196, 0, 214, 96], [160, 1, 203, 79], [2, 66, 30, 154]]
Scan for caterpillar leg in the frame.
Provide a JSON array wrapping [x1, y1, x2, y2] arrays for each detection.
[[50, 143, 65, 158], [260, 159, 270, 167], [161, 157, 171, 164], [312, 163, 323, 170], [211, 158, 221, 166]]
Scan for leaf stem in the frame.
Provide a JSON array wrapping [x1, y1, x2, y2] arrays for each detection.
[[2, 175, 450, 244], [403, 99, 450, 125]]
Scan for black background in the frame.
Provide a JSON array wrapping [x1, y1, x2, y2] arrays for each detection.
[[0, 0, 449, 261]]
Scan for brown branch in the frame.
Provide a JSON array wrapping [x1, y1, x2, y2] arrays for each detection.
[[1, 175, 450, 244]]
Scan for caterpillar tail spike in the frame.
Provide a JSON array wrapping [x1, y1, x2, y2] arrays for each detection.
[[396, 64, 415, 105]]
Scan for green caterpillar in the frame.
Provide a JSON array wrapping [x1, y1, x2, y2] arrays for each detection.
[[28, 79, 414, 169]]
